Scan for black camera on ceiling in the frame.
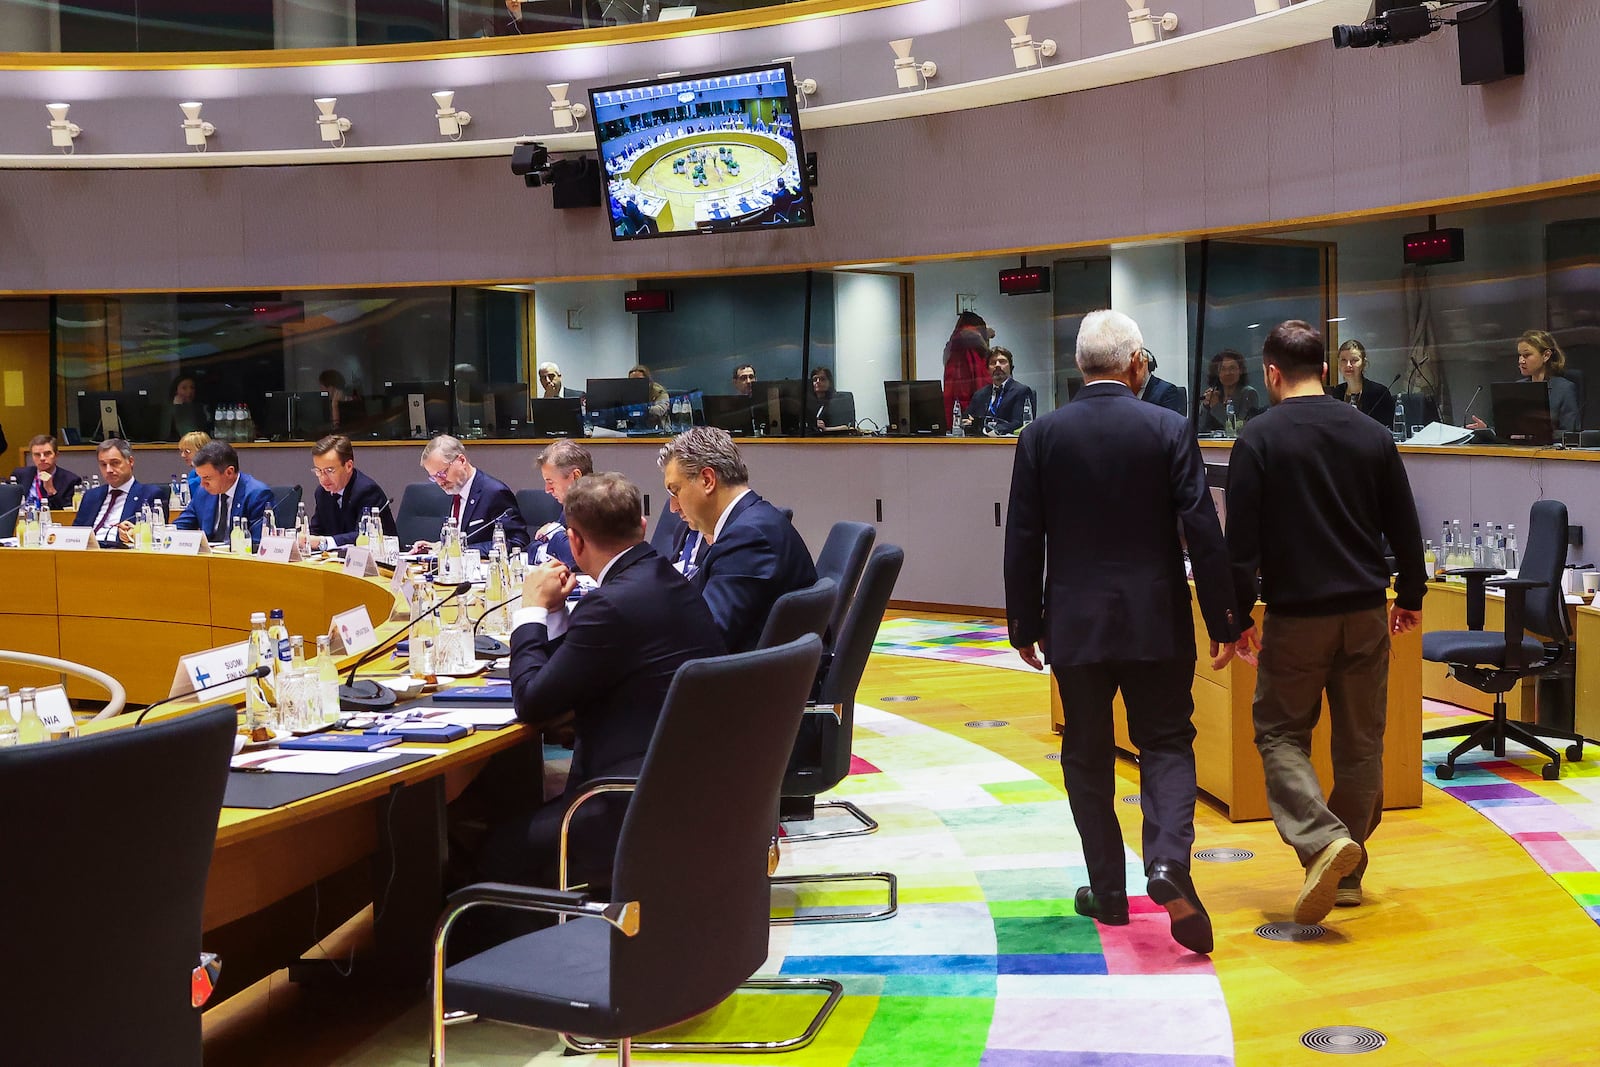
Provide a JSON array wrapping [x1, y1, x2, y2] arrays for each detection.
[[1331, 3, 1436, 50], [510, 141, 550, 186], [509, 142, 600, 208]]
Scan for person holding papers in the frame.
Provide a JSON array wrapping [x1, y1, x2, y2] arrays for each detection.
[[75, 438, 165, 546], [415, 435, 529, 552], [306, 434, 396, 549], [475, 473, 725, 890], [171, 441, 274, 548]]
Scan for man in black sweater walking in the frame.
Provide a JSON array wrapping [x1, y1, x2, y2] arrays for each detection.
[[1221, 320, 1425, 926]]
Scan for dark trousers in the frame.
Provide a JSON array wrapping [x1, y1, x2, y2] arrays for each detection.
[[1053, 657, 1198, 893], [1252, 608, 1389, 880]]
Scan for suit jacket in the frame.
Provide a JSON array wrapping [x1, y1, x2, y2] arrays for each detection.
[[692, 490, 818, 654], [73, 479, 166, 540], [538, 506, 577, 569], [173, 472, 275, 546], [13, 465, 82, 510], [968, 379, 1038, 434], [309, 467, 397, 547], [510, 542, 726, 788], [1330, 380, 1395, 425], [1004, 380, 1238, 668], [1142, 375, 1188, 416], [454, 469, 529, 551]]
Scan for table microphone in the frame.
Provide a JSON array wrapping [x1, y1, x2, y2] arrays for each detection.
[[1461, 385, 1484, 420], [340, 580, 472, 711], [472, 592, 523, 659], [134, 665, 270, 726]]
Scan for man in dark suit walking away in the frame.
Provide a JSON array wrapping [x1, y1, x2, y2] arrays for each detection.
[[1004, 308, 1240, 955], [476, 472, 726, 889]]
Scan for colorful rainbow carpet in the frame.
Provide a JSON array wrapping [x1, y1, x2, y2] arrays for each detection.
[[343, 701, 1233, 1066]]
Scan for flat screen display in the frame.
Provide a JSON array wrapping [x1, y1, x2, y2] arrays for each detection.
[[589, 63, 812, 242]]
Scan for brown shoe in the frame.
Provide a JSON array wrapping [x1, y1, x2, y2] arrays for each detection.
[[1295, 837, 1362, 924], [1334, 876, 1363, 908]]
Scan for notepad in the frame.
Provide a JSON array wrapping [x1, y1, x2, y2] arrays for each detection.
[[433, 684, 514, 704], [230, 750, 403, 775], [425, 707, 519, 729]]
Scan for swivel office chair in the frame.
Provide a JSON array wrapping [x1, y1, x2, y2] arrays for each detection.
[[515, 488, 562, 531], [395, 481, 453, 546], [1423, 499, 1585, 780]]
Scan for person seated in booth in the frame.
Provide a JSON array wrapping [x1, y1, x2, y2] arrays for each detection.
[[963, 347, 1037, 435], [156, 373, 210, 441], [1138, 350, 1188, 416], [177, 431, 209, 505], [305, 434, 396, 550], [172, 441, 274, 547], [415, 435, 529, 552], [1196, 349, 1262, 434], [537, 361, 583, 400], [809, 367, 857, 435], [474, 473, 726, 891], [658, 427, 816, 654], [1329, 340, 1394, 425], [1467, 329, 1582, 438], [535, 439, 592, 569], [12, 434, 83, 511], [74, 438, 164, 546], [629, 364, 672, 432]]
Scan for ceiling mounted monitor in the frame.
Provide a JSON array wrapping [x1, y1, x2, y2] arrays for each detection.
[[588, 63, 813, 243]]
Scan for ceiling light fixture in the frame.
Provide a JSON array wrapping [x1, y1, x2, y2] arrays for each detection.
[[179, 101, 215, 150], [1126, 2, 1179, 45], [314, 97, 352, 146], [546, 84, 588, 132], [1005, 16, 1058, 69], [432, 90, 472, 139], [890, 38, 938, 91], [46, 102, 80, 153]]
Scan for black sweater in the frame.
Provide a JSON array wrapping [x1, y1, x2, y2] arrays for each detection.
[[1226, 394, 1426, 620]]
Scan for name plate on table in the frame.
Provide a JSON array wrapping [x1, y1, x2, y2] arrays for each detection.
[[388, 566, 415, 621], [4, 684, 76, 732], [257, 533, 302, 563], [329, 605, 378, 655], [165, 531, 211, 555], [42, 527, 96, 550], [167, 641, 252, 700], [343, 546, 379, 577]]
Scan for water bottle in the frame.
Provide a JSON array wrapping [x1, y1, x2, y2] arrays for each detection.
[[0, 686, 15, 748], [1022, 395, 1034, 425], [1393, 397, 1406, 442], [177, 476, 191, 508], [15, 687, 46, 746], [295, 501, 311, 553], [1504, 523, 1519, 575], [287, 634, 311, 729], [245, 612, 273, 729], [268, 608, 291, 687], [951, 400, 965, 438], [1224, 399, 1238, 438], [1470, 522, 1483, 566], [231, 514, 250, 555], [315, 634, 341, 724], [134, 504, 152, 550], [355, 508, 371, 548], [72, 481, 86, 510], [241, 404, 255, 441], [151, 505, 167, 551], [263, 506, 277, 540], [1423, 539, 1436, 579]]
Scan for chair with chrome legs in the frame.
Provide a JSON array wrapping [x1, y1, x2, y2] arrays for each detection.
[[1423, 499, 1585, 781], [431, 635, 840, 1066], [771, 543, 904, 926]]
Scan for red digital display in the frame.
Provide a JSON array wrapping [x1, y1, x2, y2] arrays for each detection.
[[998, 266, 1051, 296], [1402, 227, 1465, 266], [624, 289, 674, 314]]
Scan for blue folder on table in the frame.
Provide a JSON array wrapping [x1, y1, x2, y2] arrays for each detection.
[[363, 721, 474, 743], [432, 684, 514, 704], [279, 733, 403, 752]]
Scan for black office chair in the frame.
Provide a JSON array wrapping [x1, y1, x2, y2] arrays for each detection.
[[1, 703, 236, 1067], [515, 488, 563, 531], [0, 482, 22, 538], [396, 481, 452, 546], [758, 577, 837, 650], [269, 483, 303, 518], [432, 636, 841, 1065], [1423, 499, 1585, 781], [771, 544, 904, 925], [813, 521, 875, 643]]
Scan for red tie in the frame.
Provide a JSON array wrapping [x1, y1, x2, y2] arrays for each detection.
[[93, 489, 123, 533], [451, 494, 462, 524]]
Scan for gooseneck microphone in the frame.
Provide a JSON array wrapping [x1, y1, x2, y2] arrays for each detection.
[[1461, 385, 1485, 420], [472, 592, 524, 659], [339, 581, 473, 711], [134, 665, 270, 726]]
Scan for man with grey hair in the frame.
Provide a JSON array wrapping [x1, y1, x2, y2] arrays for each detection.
[[538, 361, 582, 399], [1004, 308, 1240, 957], [658, 426, 816, 653], [417, 434, 528, 551], [73, 438, 165, 546]]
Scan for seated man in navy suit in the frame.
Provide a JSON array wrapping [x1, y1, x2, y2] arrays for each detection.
[[12, 434, 83, 511], [172, 440, 275, 547], [964, 347, 1038, 435], [534, 438, 591, 569], [416, 435, 529, 552], [306, 434, 396, 550], [74, 438, 165, 546], [1139, 351, 1189, 416], [475, 472, 726, 888], [659, 426, 817, 653]]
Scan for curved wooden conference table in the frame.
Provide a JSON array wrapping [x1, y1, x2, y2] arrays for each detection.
[[0, 550, 531, 1002]]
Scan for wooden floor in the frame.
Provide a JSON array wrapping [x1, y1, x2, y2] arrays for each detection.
[[204, 612, 1600, 1066]]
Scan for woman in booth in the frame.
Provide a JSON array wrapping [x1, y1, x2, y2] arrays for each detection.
[[156, 373, 210, 441], [1196, 349, 1262, 433], [177, 430, 210, 502], [628, 364, 672, 432], [809, 367, 856, 435], [942, 313, 991, 432], [1329, 340, 1394, 425], [1467, 329, 1581, 436]]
